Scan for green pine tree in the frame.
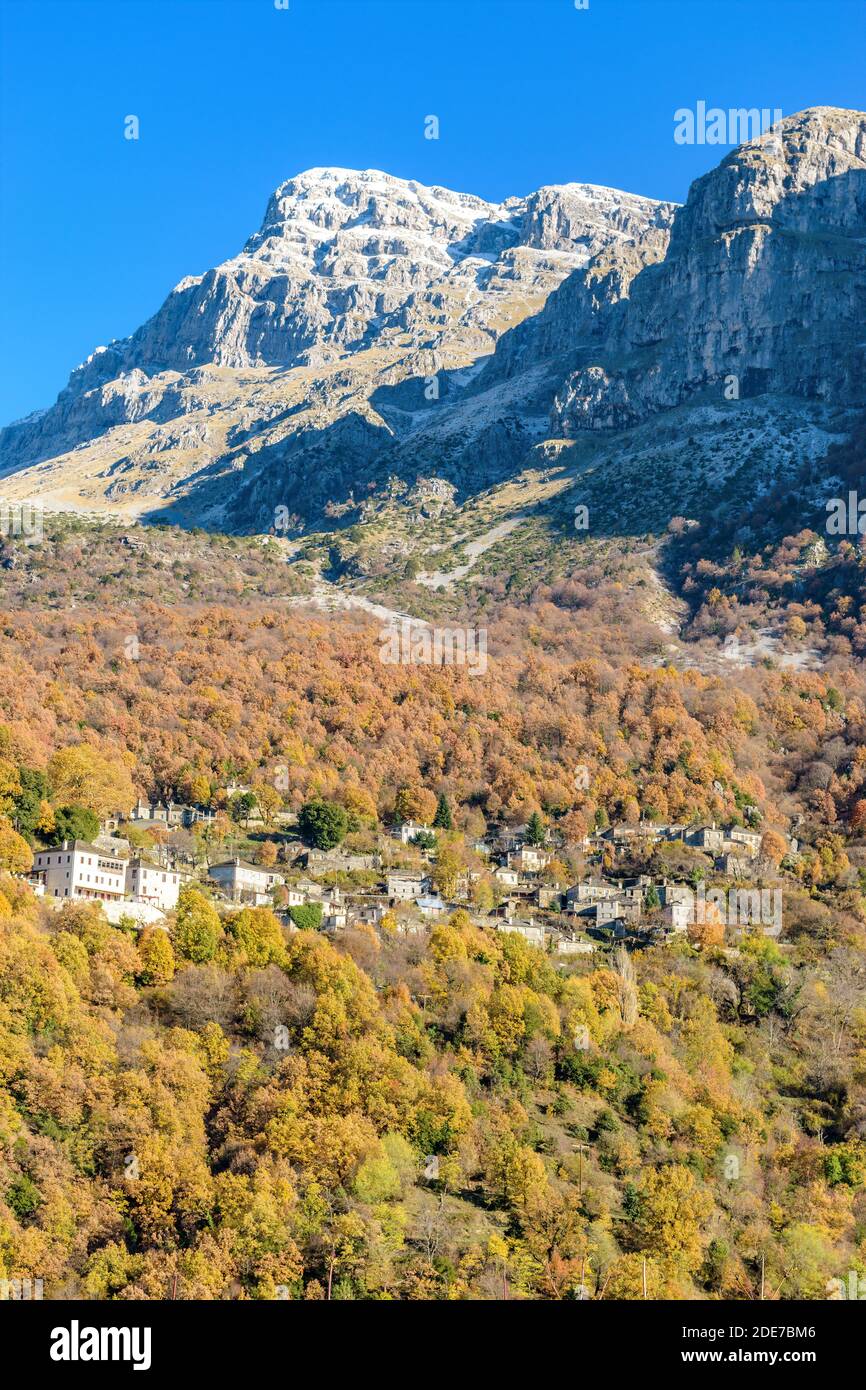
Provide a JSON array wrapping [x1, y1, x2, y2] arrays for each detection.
[[433, 793, 453, 830]]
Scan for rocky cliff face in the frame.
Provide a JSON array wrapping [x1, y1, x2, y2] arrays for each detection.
[[0, 170, 670, 494], [553, 107, 866, 434], [1, 108, 863, 534]]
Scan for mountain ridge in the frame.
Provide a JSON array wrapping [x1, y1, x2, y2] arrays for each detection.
[[554, 105, 866, 434], [1, 106, 864, 542]]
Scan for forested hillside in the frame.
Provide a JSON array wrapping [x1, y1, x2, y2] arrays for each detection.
[[0, 877, 863, 1300], [0, 581, 864, 1299]]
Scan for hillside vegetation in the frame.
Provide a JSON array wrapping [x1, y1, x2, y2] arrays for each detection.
[[0, 574, 864, 1298]]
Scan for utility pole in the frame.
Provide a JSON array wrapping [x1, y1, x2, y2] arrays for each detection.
[[760, 1252, 765, 1301]]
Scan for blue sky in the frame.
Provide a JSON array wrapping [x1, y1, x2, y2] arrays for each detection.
[[0, 0, 863, 423]]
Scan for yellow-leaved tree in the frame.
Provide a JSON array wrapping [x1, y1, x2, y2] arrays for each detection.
[[0, 817, 33, 874], [48, 744, 135, 817]]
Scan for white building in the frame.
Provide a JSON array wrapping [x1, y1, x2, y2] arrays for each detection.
[[32, 841, 127, 902], [209, 858, 285, 905], [416, 894, 446, 918], [125, 858, 181, 911], [497, 917, 545, 948], [565, 878, 619, 907], [320, 888, 344, 914], [392, 821, 432, 846], [686, 824, 725, 853], [127, 797, 214, 829], [594, 898, 629, 926], [386, 871, 431, 901], [663, 900, 692, 933], [507, 846, 550, 874], [351, 903, 388, 928], [728, 826, 762, 855], [660, 881, 693, 908], [556, 937, 596, 956]]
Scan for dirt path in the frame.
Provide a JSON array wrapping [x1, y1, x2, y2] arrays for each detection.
[[641, 560, 689, 636], [285, 577, 430, 629], [416, 515, 527, 590]]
